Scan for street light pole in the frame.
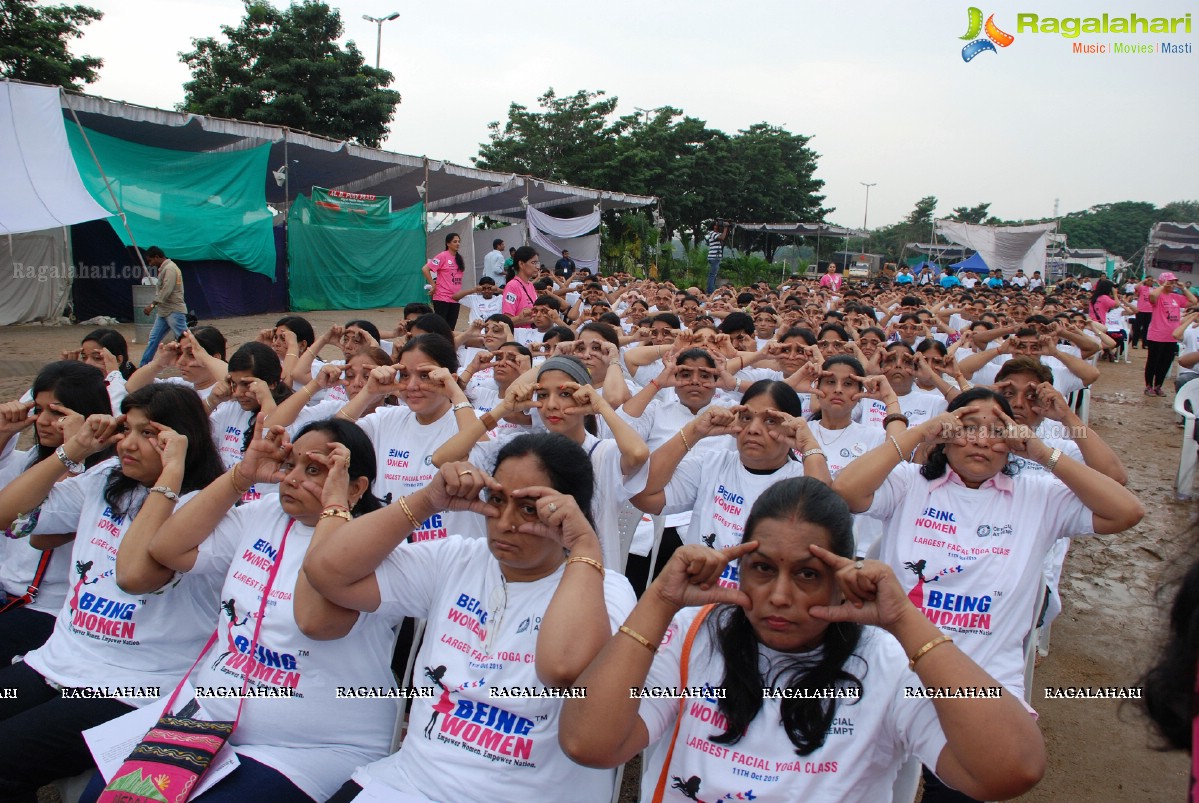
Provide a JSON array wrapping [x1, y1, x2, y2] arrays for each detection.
[[363, 12, 400, 69], [860, 182, 876, 258]]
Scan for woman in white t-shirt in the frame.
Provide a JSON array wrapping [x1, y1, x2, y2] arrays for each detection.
[[91, 418, 398, 801], [833, 387, 1143, 707], [0, 361, 115, 665], [560, 477, 1046, 802], [338, 334, 483, 541], [266, 347, 395, 437], [631, 381, 831, 588], [304, 432, 637, 803], [0, 384, 226, 797], [433, 356, 651, 570], [124, 326, 228, 402]]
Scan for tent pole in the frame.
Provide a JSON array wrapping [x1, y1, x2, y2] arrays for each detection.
[[282, 129, 290, 310], [60, 89, 150, 279]]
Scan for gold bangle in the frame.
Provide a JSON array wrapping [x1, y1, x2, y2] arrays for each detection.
[[397, 495, 423, 530], [909, 635, 953, 670], [679, 429, 692, 452], [229, 463, 250, 495], [286, 352, 299, 358], [566, 555, 604, 577], [618, 625, 657, 653], [319, 507, 352, 522], [335, 409, 356, 422], [300, 385, 315, 398]]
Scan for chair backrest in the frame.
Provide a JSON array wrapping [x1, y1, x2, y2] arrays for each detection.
[[1175, 378, 1199, 418]]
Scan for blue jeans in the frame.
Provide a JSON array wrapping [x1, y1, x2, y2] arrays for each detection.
[[139, 311, 188, 366], [706, 257, 721, 293]]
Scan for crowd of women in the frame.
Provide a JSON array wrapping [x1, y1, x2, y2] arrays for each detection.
[[2, 247, 1192, 803]]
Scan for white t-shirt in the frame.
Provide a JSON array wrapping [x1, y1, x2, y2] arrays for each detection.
[[354, 536, 636, 803], [0, 449, 72, 616], [857, 389, 947, 429], [810, 421, 886, 556], [158, 375, 216, 401], [462, 292, 503, 322], [356, 406, 484, 541], [209, 401, 277, 503], [970, 356, 1085, 397], [23, 461, 221, 703], [305, 360, 350, 406], [470, 432, 649, 571], [513, 327, 547, 348], [865, 462, 1093, 697], [660, 451, 808, 587], [188, 502, 400, 800], [284, 398, 345, 439], [961, 275, 978, 289], [640, 607, 947, 803]]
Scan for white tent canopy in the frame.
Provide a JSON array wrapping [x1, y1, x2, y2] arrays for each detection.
[[934, 220, 1055, 278], [0, 82, 110, 235], [527, 207, 602, 272]]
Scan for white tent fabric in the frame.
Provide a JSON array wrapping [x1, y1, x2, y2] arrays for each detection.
[[529, 230, 601, 272], [0, 83, 110, 235], [0, 227, 72, 324], [427, 217, 478, 292], [934, 220, 1055, 278], [472, 224, 522, 278], [526, 207, 601, 271], [526, 206, 601, 239]]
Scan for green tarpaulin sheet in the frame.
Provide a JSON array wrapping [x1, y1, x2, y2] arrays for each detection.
[[66, 125, 275, 278], [287, 195, 425, 311]]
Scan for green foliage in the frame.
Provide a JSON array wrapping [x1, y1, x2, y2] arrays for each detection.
[[949, 202, 995, 224], [1056, 201, 1158, 259], [0, 0, 102, 90], [868, 196, 939, 262], [1159, 200, 1199, 224], [475, 89, 830, 250], [180, 1, 400, 147]]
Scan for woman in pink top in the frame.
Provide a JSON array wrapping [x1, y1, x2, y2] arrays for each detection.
[[819, 263, 843, 291], [1131, 277, 1156, 348], [423, 233, 465, 328], [501, 245, 541, 327], [1145, 272, 1197, 396]]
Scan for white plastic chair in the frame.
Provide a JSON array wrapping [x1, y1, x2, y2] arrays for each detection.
[[1073, 387, 1091, 426], [1022, 585, 1050, 704], [1174, 380, 1199, 499]]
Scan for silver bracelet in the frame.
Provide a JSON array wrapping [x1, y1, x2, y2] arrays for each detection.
[[148, 486, 180, 502], [800, 448, 827, 462], [451, 401, 473, 412]]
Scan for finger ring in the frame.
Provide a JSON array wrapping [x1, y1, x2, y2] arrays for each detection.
[[343, 457, 350, 468], [547, 502, 558, 514], [458, 470, 472, 477], [854, 560, 864, 570]]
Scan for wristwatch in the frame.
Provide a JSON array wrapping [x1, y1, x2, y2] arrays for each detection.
[[55, 445, 85, 475]]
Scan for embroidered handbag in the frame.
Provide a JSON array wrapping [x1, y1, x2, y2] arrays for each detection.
[[96, 520, 294, 803]]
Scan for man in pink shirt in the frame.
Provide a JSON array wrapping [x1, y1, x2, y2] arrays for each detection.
[[819, 263, 843, 292]]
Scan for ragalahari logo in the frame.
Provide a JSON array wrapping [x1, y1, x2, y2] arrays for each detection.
[[961, 7, 1015, 61]]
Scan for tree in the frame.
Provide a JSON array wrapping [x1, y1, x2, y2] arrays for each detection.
[[475, 88, 624, 188], [1057, 201, 1158, 259], [1159, 200, 1199, 224], [949, 202, 994, 224], [0, 0, 102, 90], [869, 196, 939, 261], [180, 1, 400, 147]]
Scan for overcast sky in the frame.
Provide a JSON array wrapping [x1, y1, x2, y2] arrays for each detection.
[[73, 0, 1197, 229]]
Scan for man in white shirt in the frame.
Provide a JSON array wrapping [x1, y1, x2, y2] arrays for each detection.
[[482, 238, 506, 284], [1010, 269, 1029, 288]]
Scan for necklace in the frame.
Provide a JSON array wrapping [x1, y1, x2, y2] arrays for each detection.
[[482, 572, 508, 656], [815, 420, 854, 450]]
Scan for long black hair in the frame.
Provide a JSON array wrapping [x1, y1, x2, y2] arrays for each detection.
[[921, 387, 1016, 481], [444, 232, 465, 273], [709, 477, 862, 755], [82, 328, 135, 379], [104, 385, 224, 518], [493, 433, 595, 529], [294, 419, 382, 517], [29, 361, 113, 466], [227, 342, 293, 406]]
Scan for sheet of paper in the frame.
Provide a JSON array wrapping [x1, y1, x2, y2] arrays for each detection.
[[82, 684, 240, 796], [354, 779, 428, 802]]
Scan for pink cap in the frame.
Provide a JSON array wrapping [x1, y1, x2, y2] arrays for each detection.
[[1160, 272, 1178, 282]]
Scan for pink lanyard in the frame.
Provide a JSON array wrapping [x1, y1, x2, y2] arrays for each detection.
[[160, 519, 294, 725]]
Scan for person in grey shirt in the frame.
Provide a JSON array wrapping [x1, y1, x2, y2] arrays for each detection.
[[139, 246, 188, 366]]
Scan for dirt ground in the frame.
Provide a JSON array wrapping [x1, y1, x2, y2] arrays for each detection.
[[1, 311, 1192, 802]]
